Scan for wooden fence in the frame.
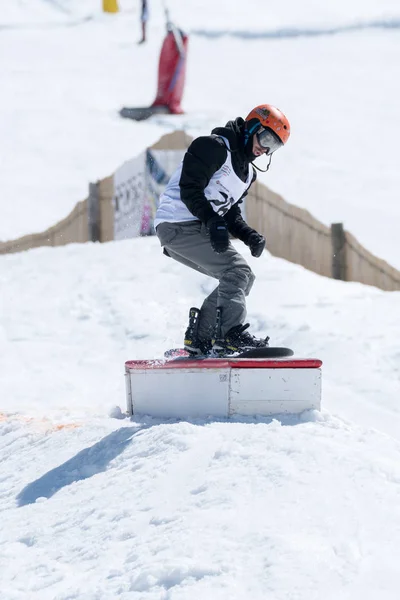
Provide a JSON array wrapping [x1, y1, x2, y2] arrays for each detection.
[[1, 130, 399, 292], [246, 181, 332, 278], [0, 198, 89, 254]]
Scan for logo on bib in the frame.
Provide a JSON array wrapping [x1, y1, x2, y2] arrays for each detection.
[[216, 179, 230, 194], [210, 191, 234, 216], [221, 165, 231, 176]]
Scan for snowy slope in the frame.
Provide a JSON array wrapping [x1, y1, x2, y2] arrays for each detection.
[[3, 0, 399, 29], [1, 0, 400, 267], [1, 238, 399, 436], [1, 237, 400, 598], [2, 2, 400, 598], [2, 414, 400, 600]]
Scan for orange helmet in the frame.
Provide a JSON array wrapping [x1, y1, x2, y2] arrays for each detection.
[[245, 104, 290, 145]]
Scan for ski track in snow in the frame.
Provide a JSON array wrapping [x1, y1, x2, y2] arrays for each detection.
[[193, 18, 400, 39]]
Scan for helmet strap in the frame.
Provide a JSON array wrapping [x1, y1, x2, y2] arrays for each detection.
[[251, 154, 272, 172]]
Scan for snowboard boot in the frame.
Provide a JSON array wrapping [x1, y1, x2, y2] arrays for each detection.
[[212, 322, 270, 356], [183, 307, 212, 356]]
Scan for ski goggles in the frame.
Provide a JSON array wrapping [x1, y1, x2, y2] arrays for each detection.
[[256, 127, 283, 155]]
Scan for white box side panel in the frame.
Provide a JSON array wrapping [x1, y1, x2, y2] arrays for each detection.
[[230, 399, 319, 417], [130, 368, 230, 418], [229, 368, 321, 416]]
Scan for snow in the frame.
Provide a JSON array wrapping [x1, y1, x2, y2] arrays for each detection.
[[1, 1, 400, 599], [3, 414, 400, 600]]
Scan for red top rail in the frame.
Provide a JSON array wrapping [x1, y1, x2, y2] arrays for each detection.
[[125, 358, 323, 370]]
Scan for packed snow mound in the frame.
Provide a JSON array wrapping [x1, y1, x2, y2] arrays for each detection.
[[2, 414, 400, 599]]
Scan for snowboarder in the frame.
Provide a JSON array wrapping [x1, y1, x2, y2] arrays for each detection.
[[155, 104, 291, 355]]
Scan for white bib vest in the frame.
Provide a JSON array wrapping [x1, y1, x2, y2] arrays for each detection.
[[154, 136, 254, 228]]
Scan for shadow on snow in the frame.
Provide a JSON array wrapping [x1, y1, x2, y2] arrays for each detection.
[[16, 426, 142, 507], [16, 410, 320, 506]]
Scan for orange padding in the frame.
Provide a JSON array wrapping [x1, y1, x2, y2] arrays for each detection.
[[0, 413, 80, 431]]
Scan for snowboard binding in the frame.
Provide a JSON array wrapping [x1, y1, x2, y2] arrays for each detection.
[[166, 307, 293, 361]]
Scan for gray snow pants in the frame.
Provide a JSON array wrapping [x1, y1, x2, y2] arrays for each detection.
[[156, 221, 255, 341]]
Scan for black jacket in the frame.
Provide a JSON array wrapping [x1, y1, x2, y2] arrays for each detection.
[[179, 117, 256, 243]]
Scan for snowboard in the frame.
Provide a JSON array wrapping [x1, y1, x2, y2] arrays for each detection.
[[164, 346, 294, 361]]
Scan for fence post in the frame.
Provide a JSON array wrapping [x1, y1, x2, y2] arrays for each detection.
[[331, 222, 347, 280], [88, 182, 100, 243]]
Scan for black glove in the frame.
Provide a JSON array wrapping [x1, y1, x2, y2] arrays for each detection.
[[207, 216, 230, 254], [247, 231, 266, 258]]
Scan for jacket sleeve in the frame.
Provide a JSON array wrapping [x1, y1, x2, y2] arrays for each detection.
[[224, 168, 257, 243], [179, 136, 227, 224], [224, 203, 254, 242]]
